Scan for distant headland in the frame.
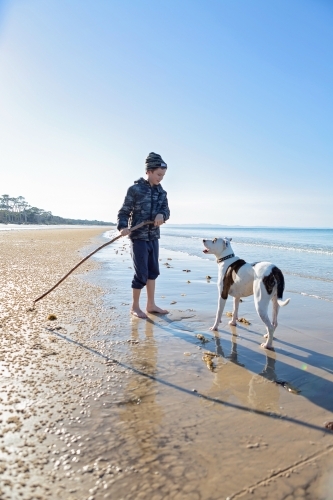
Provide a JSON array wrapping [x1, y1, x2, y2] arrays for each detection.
[[0, 194, 115, 226]]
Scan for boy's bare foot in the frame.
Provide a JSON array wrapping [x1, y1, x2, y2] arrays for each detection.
[[146, 305, 169, 314], [131, 307, 148, 319]]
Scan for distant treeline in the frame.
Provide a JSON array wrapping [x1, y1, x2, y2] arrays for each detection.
[[0, 194, 115, 226]]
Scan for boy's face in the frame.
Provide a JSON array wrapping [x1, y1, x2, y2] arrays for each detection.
[[146, 168, 167, 186]]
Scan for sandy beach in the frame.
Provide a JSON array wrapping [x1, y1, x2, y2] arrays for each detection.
[[1, 227, 333, 500]]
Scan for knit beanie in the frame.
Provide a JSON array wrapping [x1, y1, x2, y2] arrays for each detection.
[[145, 152, 167, 171]]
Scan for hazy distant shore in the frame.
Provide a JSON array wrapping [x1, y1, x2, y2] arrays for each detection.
[[0, 223, 116, 231]]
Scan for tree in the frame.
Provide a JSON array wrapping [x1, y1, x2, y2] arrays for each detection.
[[0, 194, 114, 225]]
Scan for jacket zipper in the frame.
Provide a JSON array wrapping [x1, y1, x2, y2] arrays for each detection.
[[149, 185, 153, 240]]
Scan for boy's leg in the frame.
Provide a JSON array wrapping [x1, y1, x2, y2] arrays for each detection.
[[146, 280, 168, 314], [131, 240, 149, 319], [132, 288, 147, 319], [146, 240, 168, 314]]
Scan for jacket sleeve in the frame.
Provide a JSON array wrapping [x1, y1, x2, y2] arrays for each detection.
[[117, 186, 135, 230], [160, 191, 170, 222]]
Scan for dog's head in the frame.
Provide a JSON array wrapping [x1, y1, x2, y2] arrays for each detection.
[[202, 237, 232, 257]]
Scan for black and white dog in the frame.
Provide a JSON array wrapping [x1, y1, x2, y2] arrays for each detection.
[[203, 237, 290, 349]]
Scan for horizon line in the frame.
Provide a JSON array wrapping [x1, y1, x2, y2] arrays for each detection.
[[166, 224, 333, 229]]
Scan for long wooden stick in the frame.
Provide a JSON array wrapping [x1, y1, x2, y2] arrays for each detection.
[[33, 220, 154, 305]]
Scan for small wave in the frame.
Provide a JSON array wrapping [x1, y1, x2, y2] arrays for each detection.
[[233, 241, 333, 256], [287, 290, 333, 303], [284, 272, 333, 284], [172, 235, 333, 256]]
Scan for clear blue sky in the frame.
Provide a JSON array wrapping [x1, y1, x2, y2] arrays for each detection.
[[1, 0, 332, 226]]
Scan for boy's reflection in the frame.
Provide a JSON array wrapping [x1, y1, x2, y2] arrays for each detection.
[[118, 318, 163, 463]]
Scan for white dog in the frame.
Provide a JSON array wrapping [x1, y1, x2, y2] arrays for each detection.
[[203, 237, 290, 349]]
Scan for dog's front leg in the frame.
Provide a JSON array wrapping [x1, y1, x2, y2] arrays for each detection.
[[229, 297, 240, 326], [210, 295, 226, 331]]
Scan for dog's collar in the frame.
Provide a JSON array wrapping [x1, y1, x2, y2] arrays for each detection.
[[217, 253, 235, 263]]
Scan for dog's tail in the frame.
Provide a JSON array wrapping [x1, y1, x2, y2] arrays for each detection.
[[278, 297, 290, 307], [272, 266, 290, 307]]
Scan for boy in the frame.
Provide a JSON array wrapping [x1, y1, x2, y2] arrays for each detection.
[[117, 152, 170, 318]]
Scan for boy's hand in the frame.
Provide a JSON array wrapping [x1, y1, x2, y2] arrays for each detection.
[[154, 214, 164, 227], [120, 228, 130, 236]]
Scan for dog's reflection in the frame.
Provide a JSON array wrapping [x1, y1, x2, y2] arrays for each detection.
[[210, 327, 280, 413]]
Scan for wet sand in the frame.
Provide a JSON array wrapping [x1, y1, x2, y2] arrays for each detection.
[[1, 228, 333, 500]]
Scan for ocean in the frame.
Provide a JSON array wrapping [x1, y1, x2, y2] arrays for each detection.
[[2, 223, 333, 304], [159, 225, 333, 303]]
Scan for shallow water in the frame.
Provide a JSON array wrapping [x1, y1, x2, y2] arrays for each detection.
[[94, 238, 333, 413], [82, 234, 333, 499], [160, 225, 333, 303]]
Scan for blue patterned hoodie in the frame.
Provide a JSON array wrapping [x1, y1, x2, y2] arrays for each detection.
[[117, 178, 170, 241]]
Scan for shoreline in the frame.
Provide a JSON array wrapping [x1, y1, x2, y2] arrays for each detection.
[[0, 223, 116, 232], [1, 228, 333, 499]]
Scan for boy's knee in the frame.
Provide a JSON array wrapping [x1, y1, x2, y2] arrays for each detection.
[[131, 283, 145, 289], [132, 273, 148, 289]]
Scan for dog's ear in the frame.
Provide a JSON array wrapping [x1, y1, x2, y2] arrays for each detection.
[[229, 238, 232, 241]]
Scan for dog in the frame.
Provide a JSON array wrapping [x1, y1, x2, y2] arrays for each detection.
[[202, 237, 290, 349]]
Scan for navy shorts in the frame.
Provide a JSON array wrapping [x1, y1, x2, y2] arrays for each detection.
[[131, 239, 160, 289]]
